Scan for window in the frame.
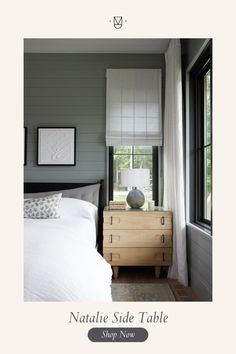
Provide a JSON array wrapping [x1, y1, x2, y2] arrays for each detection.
[[109, 146, 158, 207], [106, 69, 162, 208], [190, 41, 212, 230], [203, 69, 212, 222]]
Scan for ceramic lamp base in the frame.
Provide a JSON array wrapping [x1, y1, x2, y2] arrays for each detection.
[[126, 188, 145, 208]]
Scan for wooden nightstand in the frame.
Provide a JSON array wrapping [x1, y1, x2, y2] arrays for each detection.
[[103, 207, 173, 279]]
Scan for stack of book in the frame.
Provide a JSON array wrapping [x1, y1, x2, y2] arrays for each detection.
[[108, 201, 127, 210]]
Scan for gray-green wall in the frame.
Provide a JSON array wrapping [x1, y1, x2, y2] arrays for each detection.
[[181, 39, 212, 301], [24, 53, 165, 183]]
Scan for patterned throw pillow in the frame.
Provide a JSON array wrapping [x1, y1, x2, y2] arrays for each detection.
[[24, 193, 62, 219]]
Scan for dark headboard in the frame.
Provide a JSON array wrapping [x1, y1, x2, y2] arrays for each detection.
[[24, 180, 105, 254]]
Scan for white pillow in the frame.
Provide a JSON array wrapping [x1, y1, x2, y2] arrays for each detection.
[[59, 197, 97, 220], [24, 193, 62, 219]]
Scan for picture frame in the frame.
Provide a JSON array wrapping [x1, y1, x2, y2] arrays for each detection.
[[37, 127, 76, 166], [24, 127, 27, 166]]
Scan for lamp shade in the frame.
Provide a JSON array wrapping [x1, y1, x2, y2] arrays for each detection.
[[120, 168, 150, 187]]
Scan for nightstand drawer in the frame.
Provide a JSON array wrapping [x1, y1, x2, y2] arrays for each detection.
[[103, 212, 172, 230], [103, 247, 172, 266], [103, 230, 172, 247]]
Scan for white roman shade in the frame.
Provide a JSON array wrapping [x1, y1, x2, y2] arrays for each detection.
[[106, 69, 162, 146]]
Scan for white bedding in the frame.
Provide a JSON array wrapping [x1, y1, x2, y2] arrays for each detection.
[[24, 198, 112, 301]]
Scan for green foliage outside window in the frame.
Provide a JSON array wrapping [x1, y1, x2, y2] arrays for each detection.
[[113, 146, 153, 203]]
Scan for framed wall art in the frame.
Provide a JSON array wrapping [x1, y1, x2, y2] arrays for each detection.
[[37, 127, 76, 166]]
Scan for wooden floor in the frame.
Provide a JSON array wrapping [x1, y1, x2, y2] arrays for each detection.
[[112, 266, 200, 301]]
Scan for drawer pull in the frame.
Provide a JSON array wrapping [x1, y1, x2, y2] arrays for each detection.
[[104, 235, 113, 243], [161, 216, 165, 225], [161, 234, 165, 243], [110, 216, 113, 225], [162, 252, 165, 262]]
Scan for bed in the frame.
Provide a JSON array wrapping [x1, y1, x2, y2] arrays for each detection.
[[24, 181, 112, 302]]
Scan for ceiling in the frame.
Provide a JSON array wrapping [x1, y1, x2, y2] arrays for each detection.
[[24, 39, 171, 53]]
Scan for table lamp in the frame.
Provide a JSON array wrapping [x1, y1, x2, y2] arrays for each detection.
[[120, 168, 150, 208]]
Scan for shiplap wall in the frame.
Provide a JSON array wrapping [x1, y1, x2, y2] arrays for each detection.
[[186, 226, 212, 300], [24, 53, 165, 183]]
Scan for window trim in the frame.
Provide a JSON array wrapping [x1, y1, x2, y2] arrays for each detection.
[[195, 61, 212, 227], [189, 41, 212, 232], [108, 146, 159, 205]]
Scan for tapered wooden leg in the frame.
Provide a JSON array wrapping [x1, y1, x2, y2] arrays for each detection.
[[155, 266, 161, 278], [113, 266, 119, 279]]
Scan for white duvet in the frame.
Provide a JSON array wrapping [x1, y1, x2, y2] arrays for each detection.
[[24, 198, 112, 302]]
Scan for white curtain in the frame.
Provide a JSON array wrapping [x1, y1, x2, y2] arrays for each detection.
[[163, 39, 188, 286]]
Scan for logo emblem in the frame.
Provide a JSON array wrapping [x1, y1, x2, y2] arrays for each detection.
[[113, 16, 123, 29]]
